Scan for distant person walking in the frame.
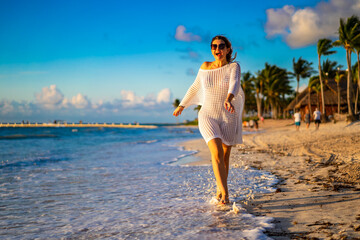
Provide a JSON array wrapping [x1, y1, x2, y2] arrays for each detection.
[[304, 109, 311, 129], [294, 110, 301, 131], [313, 108, 321, 130]]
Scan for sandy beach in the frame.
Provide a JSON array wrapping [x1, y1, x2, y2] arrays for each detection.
[[180, 119, 360, 239]]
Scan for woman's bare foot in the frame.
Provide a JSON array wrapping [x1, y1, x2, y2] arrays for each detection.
[[219, 195, 229, 205], [216, 189, 222, 201]]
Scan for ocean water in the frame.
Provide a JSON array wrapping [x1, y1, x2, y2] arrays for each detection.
[[0, 126, 277, 240]]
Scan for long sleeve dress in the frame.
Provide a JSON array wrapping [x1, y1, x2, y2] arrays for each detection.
[[180, 62, 245, 146]]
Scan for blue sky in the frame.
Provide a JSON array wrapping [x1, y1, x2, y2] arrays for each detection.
[[1, 0, 359, 123]]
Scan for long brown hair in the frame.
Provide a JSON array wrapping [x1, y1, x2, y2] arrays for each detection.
[[211, 35, 237, 63]]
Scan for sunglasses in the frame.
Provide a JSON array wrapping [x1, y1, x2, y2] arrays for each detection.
[[211, 43, 226, 50]]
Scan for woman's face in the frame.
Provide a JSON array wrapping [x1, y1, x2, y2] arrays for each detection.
[[211, 39, 230, 62]]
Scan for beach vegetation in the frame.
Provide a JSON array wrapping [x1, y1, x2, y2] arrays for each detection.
[[352, 62, 359, 113], [242, 116, 259, 122], [194, 105, 201, 113], [173, 98, 181, 124], [333, 15, 360, 120], [241, 71, 256, 114], [309, 75, 321, 109], [355, 40, 360, 113], [317, 38, 336, 119], [258, 63, 292, 119], [172, 98, 180, 109], [184, 118, 198, 125], [321, 59, 343, 80], [335, 71, 346, 114], [290, 57, 315, 107], [253, 72, 264, 118]]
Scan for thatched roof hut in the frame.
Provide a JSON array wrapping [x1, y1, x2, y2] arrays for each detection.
[[285, 78, 348, 116]]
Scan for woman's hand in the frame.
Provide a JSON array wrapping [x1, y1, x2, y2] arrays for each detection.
[[224, 100, 235, 113], [173, 106, 184, 117]]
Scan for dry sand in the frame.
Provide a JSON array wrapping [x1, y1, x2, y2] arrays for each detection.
[[180, 119, 360, 239]]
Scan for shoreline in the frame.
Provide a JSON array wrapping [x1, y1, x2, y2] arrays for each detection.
[[179, 119, 360, 239], [178, 137, 212, 166], [0, 122, 157, 128]]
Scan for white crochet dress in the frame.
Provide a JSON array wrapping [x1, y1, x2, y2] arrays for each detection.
[[180, 62, 245, 146]]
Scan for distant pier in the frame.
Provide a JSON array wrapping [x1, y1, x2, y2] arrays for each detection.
[[0, 123, 158, 129]]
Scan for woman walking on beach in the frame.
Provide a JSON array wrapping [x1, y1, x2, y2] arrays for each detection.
[[173, 36, 245, 204]]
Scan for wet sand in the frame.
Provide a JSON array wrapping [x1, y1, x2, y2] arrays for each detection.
[[180, 119, 360, 239]]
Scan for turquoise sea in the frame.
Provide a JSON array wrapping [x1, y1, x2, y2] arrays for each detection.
[[0, 126, 277, 239]]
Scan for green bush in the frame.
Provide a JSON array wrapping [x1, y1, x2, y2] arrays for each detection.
[[242, 116, 259, 122]]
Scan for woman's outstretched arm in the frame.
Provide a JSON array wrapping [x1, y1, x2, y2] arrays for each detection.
[[173, 67, 202, 117]]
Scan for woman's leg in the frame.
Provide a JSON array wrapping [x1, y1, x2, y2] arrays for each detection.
[[216, 143, 232, 200], [222, 143, 232, 180], [208, 138, 229, 203]]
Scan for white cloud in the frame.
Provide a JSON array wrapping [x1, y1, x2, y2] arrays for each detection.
[[120, 90, 145, 107], [265, 5, 295, 36], [156, 88, 171, 103], [17, 102, 33, 115], [92, 99, 104, 109], [0, 100, 14, 114], [1, 86, 175, 122], [35, 85, 64, 109], [175, 25, 202, 42], [35, 85, 91, 110], [121, 88, 173, 107], [71, 93, 91, 109], [265, 0, 360, 48]]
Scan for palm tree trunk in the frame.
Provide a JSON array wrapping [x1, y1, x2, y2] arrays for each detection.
[[260, 84, 264, 116], [296, 75, 300, 107], [357, 51, 360, 97], [355, 86, 359, 114], [256, 92, 262, 117], [308, 87, 311, 114], [318, 56, 326, 119], [270, 100, 277, 119], [264, 101, 267, 117], [317, 92, 320, 109], [337, 82, 341, 114], [277, 105, 281, 119], [346, 49, 354, 117], [357, 51, 360, 114]]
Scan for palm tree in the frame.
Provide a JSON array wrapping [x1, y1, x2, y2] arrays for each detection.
[[355, 40, 360, 113], [333, 15, 360, 119], [334, 71, 346, 114], [259, 63, 291, 119], [241, 71, 255, 114], [291, 57, 314, 106], [194, 105, 201, 113], [317, 39, 336, 119], [352, 63, 359, 113], [309, 75, 321, 109], [253, 74, 264, 118], [321, 59, 342, 80], [172, 98, 180, 109], [355, 44, 360, 95], [173, 98, 181, 124]]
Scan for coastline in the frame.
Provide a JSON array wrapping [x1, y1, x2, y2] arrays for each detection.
[[179, 119, 360, 239], [179, 137, 212, 166], [0, 122, 157, 128]]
